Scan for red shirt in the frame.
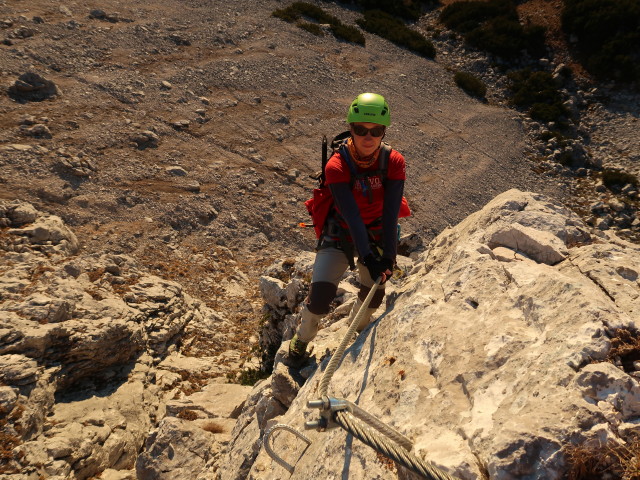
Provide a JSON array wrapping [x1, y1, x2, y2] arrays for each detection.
[[325, 148, 406, 225]]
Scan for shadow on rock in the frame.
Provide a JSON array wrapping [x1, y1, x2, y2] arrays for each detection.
[[7, 72, 61, 102], [54, 360, 137, 403]]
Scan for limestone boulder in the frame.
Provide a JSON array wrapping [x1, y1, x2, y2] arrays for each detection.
[[135, 417, 221, 480], [0, 202, 244, 479], [137, 382, 252, 479], [220, 190, 640, 480], [1, 200, 78, 255]]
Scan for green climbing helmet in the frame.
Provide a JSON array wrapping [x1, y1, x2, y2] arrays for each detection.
[[346, 92, 390, 126]]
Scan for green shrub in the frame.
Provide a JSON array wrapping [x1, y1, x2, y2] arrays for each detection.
[[466, 17, 546, 59], [440, 0, 509, 32], [588, 50, 637, 83], [299, 22, 324, 37], [561, 0, 640, 82], [272, 2, 364, 45], [357, 9, 436, 58], [330, 23, 366, 45], [288, 2, 337, 24], [454, 71, 487, 98], [237, 367, 270, 386], [440, 0, 547, 59], [272, 7, 298, 23], [529, 103, 565, 123], [339, 0, 434, 21], [507, 69, 568, 123]]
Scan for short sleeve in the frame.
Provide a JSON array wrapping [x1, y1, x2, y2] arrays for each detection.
[[325, 152, 351, 185], [387, 150, 406, 181]]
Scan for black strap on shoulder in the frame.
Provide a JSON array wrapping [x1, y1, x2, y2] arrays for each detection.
[[378, 143, 390, 183], [316, 131, 353, 187]]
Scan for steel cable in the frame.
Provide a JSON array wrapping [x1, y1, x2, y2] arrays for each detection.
[[334, 411, 458, 480], [318, 277, 382, 397], [347, 400, 413, 452], [266, 275, 461, 479]]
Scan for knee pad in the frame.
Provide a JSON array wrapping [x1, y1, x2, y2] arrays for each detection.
[[358, 286, 385, 309], [308, 281, 338, 315]]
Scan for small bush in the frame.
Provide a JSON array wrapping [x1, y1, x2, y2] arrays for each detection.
[[275, 2, 336, 24], [508, 69, 568, 123], [177, 409, 198, 421], [440, 0, 547, 59], [272, 2, 364, 45], [565, 409, 640, 478], [509, 70, 559, 105], [562, 0, 640, 82], [237, 367, 270, 386], [357, 9, 436, 58], [340, 0, 434, 21], [466, 17, 546, 59], [299, 22, 324, 37], [454, 71, 487, 98], [330, 23, 366, 45], [202, 421, 225, 434], [563, 329, 640, 479], [272, 7, 298, 23], [440, 0, 509, 32], [529, 103, 566, 123]]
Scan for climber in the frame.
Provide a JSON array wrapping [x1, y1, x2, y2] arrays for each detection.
[[289, 92, 410, 361]]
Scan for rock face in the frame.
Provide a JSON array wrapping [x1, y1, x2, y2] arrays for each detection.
[[2, 191, 639, 479], [0, 201, 252, 479], [220, 190, 640, 479]]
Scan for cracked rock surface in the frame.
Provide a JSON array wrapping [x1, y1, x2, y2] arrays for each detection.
[[223, 190, 640, 480]]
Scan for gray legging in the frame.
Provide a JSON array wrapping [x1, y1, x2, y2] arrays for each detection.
[[296, 247, 385, 342]]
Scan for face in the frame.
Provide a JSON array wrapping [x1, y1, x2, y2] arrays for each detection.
[[350, 122, 385, 157]]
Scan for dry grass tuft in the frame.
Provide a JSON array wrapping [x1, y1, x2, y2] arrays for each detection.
[[565, 442, 612, 479], [563, 329, 640, 479], [177, 409, 198, 421], [565, 437, 640, 480], [607, 328, 640, 373], [0, 406, 22, 474], [87, 267, 105, 282], [202, 421, 225, 434], [175, 370, 211, 396], [611, 438, 640, 480]]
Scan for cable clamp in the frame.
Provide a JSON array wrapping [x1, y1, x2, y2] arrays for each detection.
[[305, 396, 352, 431]]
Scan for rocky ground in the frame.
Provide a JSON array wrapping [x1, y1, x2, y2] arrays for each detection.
[[0, 0, 638, 471], [1, 0, 638, 379]]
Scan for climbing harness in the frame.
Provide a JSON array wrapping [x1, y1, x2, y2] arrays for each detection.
[[303, 133, 393, 271], [263, 278, 460, 479]]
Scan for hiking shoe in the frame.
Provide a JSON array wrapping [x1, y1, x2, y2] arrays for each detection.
[[288, 334, 308, 360]]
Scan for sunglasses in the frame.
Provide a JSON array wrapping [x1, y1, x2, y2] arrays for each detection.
[[351, 125, 386, 137]]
